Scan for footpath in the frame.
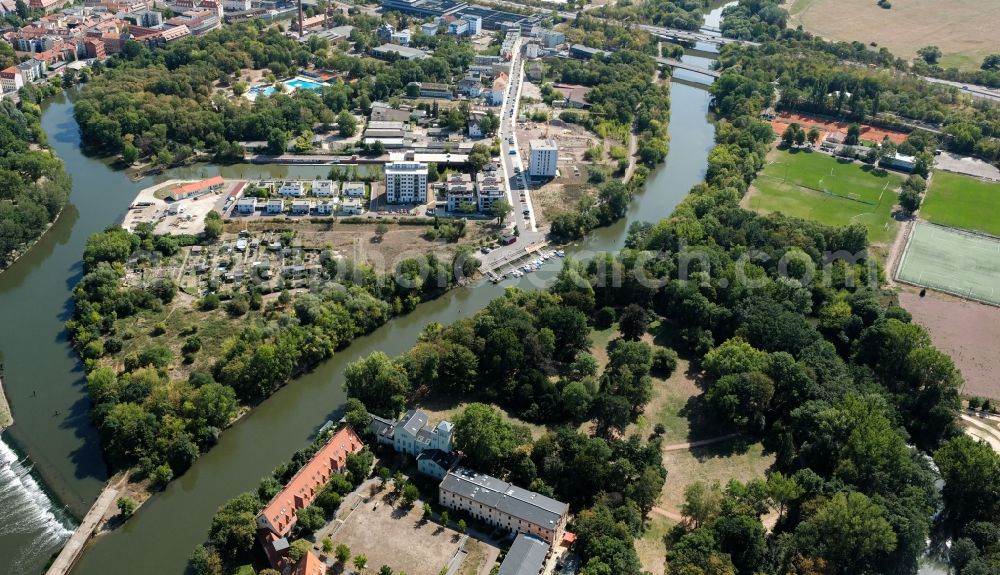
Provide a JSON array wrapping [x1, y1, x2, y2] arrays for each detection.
[[45, 481, 121, 575], [0, 375, 12, 430]]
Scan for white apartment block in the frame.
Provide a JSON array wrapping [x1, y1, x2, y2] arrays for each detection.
[[528, 139, 558, 178], [445, 173, 475, 212], [278, 181, 305, 197], [439, 467, 569, 544], [385, 161, 428, 203], [477, 164, 505, 212]]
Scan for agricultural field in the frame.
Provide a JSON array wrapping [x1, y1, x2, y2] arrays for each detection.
[[896, 222, 1000, 306], [787, 0, 1000, 70], [744, 149, 903, 245], [921, 171, 1000, 237]]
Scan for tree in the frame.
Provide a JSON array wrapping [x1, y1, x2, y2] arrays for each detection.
[[335, 543, 351, 564], [899, 188, 921, 214], [378, 567, 394, 575], [845, 123, 861, 146], [452, 403, 518, 473], [15, 0, 28, 19], [343, 398, 371, 432], [204, 211, 223, 240], [793, 490, 897, 572], [807, 127, 821, 145], [423, 502, 433, 519], [122, 142, 139, 165], [116, 496, 136, 517], [267, 128, 288, 155], [288, 539, 313, 562], [935, 435, 1000, 527], [354, 554, 368, 572], [618, 304, 648, 341], [344, 352, 411, 418], [489, 199, 512, 225], [982, 53, 1000, 70], [467, 144, 492, 173], [337, 110, 358, 137], [190, 545, 223, 575], [209, 492, 260, 558], [322, 538, 334, 554], [782, 123, 801, 147], [793, 127, 806, 146], [681, 481, 722, 528], [440, 510, 450, 526], [402, 483, 419, 507], [918, 45, 942, 65], [457, 519, 467, 533], [374, 222, 389, 242]]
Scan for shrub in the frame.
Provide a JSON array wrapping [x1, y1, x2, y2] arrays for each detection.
[[594, 306, 616, 329], [652, 347, 679, 377], [201, 294, 221, 311]]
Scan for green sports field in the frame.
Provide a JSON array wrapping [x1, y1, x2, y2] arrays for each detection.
[[747, 150, 903, 244], [921, 171, 1000, 237], [896, 222, 1000, 306]]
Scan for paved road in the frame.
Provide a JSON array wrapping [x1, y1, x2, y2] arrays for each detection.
[[922, 77, 1000, 103]]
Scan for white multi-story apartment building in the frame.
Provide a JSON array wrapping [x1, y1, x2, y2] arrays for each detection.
[[384, 161, 428, 203], [444, 173, 475, 212], [439, 466, 569, 544], [477, 164, 505, 212], [278, 181, 305, 197], [528, 139, 558, 178]]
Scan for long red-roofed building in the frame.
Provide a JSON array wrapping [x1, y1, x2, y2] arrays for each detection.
[[256, 426, 364, 568]]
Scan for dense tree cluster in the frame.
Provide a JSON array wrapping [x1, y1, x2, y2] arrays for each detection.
[[0, 99, 71, 270], [70, 225, 469, 479], [592, 0, 707, 31], [720, 0, 1000, 166], [73, 22, 476, 162]]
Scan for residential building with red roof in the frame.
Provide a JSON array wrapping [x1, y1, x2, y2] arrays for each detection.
[[292, 551, 326, 575], [256, 426, 364, 568]]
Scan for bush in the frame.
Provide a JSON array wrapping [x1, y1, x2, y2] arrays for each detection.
[[151, 322, 167, 336], [652, 347, 679, 377], [201, 294, 221, 311], [104, 336, 123, 353], [968, 396, 982, 410], [116, 496, 136, 517], [225, 295, 249, 317]]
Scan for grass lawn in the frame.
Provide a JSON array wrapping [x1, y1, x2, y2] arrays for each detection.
[[658, 441, 774, 514], [635, 515, 674, 575], [921, 171, 1000, 237], [627, 359, 700, 443], [746, 149, 902, 245]]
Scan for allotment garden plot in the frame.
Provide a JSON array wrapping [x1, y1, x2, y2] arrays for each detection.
[[746, 150, 902, 244], [896, 222, 1000, 306]]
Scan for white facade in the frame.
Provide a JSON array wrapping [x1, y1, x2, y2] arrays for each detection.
[[222, 0, 249, 10], [265, 199, 284, 214], [445, 173, 475, 212], [477, 165, 505, 212], [385, 161, 428, 203], [279, 181, 304, 197], [528, 139, 558, 178], [341, 197, 364, 214], [342, 182, 365, 197], [313, 180, 338, 197], [439, 467, 568, 544], [316, 199, 337, 214], [0, 70, 24, 93], [235, 197, 257, 214]]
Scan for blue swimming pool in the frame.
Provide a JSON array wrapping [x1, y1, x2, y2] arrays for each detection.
[[286, 78, 325, 90]]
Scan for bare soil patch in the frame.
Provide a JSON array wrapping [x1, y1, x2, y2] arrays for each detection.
[[329, 489, 464, 575], [789, 0, 1000, 68], [899, 289, 1000, 400]]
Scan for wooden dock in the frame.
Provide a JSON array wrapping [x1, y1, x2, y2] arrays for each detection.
[[45, 483, 120, 575]]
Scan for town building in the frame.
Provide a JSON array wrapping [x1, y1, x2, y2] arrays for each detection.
[[410, 81, 453, 99], [370, 101, 413, 122], [256, 426, 364, 568], [497, 533, 549, 575], [379, 0, 468, 18], [489, 72, 508, 105], [384, 161, 428, 203], [222, 0, 250, 10], [168, 176, 225, 201], [342, 181, 365, 197], [444, 172, 475, 212], [541, 29, 564, 48], [0, 66, 24, 93], [340, 197, 364, 214], [881, 152, 916, 172], [279, 181, 305, 197], [265, 198, 284, 214], [315, 199, 337, 214], [439, 466, 569, 543], [290, 199, 312, 214], [570, 43, 603, 60], [391, 28, 411, 45], [477, 163, 505, 212], [467, 113, 484, 137], [312, 180, 337, 197], [292, 551, 326, 575], [368, 409, 454, 456], [416, 449, 459, 479], [500, 30, 519, 59], [421, 21, 439, 35], [528, 139, 558, 178], [371, 43, 427, 61], [235, 197, 258, 214]]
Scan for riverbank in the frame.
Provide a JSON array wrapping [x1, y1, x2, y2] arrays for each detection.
[[0, 376, 12, 430], [0, 206, 66, 278]]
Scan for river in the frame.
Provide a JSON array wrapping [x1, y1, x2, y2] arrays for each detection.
[[0, 25, 718, 575]]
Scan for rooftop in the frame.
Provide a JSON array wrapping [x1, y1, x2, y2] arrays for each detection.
[[497, 533, 549, 575], [441, 466, 568, 530]]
